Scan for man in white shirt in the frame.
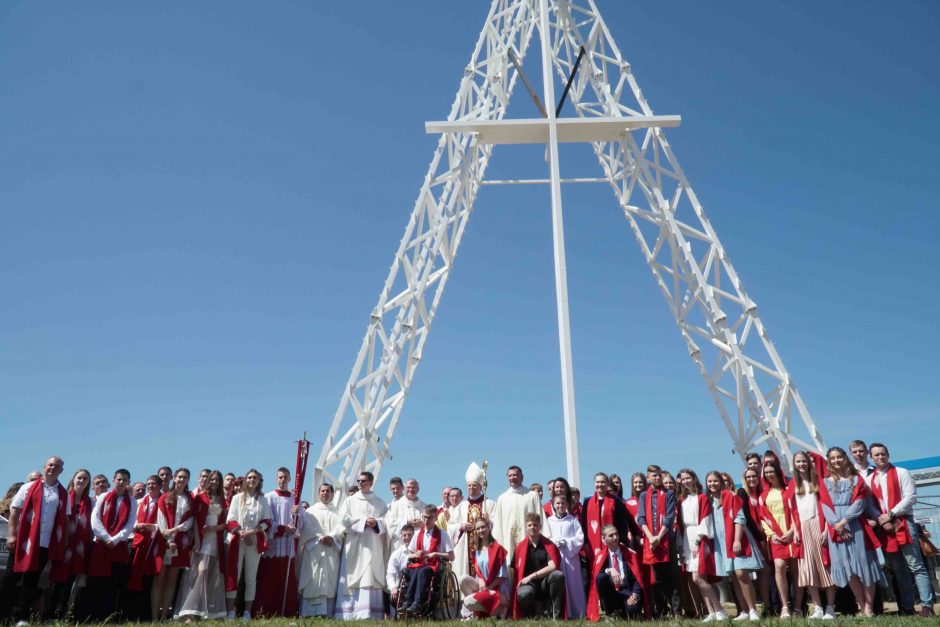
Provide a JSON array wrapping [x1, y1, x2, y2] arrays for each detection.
[[867, 443, 934, 617], [386, 479, 425, 554], [87, 468, 138, 621], [386, 523, 415, 616], [6, 456, 68, 623], [401, 505, 455, 614], [594, 525, 642, 618], [849, 439, 876, 481]]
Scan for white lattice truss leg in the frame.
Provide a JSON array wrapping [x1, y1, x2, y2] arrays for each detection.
[[314, 0, 825, 497]]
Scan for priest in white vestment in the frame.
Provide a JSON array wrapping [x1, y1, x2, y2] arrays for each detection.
[[447, 463, 496, 579], [334, 472, 388, 620], [543, 494, 586, 618], [385, 478, 425, 554], [490, 465, 543, 563], [298, 483, 344, 617]]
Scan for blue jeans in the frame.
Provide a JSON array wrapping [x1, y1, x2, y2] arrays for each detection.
[[884, 518, 934, 610]]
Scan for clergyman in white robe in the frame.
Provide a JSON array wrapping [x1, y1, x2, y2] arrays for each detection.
[[334, 478, 388, 620], [297, 492, 344, 617], [385, 483, 425, 554], [490, 467, 543, 563]]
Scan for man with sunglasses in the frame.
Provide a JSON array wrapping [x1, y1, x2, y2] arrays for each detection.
[[334, 472, 388, 620]]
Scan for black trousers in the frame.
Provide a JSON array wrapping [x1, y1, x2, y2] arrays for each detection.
[[516, 570, 565, 618], [83, 561, 131, 622], [596, 571, 642, 618], [650, 561, 681, 616], [10, 547, 50, 621]]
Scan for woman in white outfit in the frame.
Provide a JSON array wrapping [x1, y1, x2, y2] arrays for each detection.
[[176, 470, 228, 620], [225, 469, 272, 620]]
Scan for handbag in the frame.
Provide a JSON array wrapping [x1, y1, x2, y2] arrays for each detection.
[[919, 533, 938, 558]]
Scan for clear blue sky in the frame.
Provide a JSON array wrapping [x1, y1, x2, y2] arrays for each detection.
[[2, 1, 938, 500]]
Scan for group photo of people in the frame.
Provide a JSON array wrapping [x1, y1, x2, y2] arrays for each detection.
[[1, 439, 936, 624]]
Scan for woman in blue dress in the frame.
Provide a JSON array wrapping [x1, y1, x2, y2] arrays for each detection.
[[819, 447, 884, 618]]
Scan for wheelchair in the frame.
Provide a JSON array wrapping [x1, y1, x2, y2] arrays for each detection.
[[394, 557, 460, 620]]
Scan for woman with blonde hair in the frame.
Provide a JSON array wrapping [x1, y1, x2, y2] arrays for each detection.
[[176, 470, 228, 620], [625, 472, 646, 519], [459, 517, 509, 618], [738, 467, 771, 614], [224, 469, 272, 620], [792, 451, 836, 619]]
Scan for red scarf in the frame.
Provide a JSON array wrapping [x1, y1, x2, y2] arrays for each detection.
[[817, 475, 880, 551], [407, 526, 442, 572], [511, 536, 565, 619], [128, 494, 162, 590], [720, 491, 752, 558], [51, 490, 94, 581], [157, 491, 193, 567], [870, 465, 912, 552], [224, 493, 271, 592], [543, 501, 555, 517], [88, 490, 133, 576], [742, 486, 766, 541], [678, 494, 717, 576], [758, 485, 802, 560], [13, 480, 68, 573], [469, 541, 507, 616], [193, 492, 228, 573], [585, 493, 615, 558], [586, 542, 650, 621], [788, 482, 829, 567], [641, 488, 670, 563]]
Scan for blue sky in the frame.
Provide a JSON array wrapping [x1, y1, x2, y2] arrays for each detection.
[[2, 1, 938, 500]]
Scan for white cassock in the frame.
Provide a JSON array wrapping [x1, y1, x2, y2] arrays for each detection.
[[446, 497, 495, 579], [544, 512, 586, 618], [334, 491, 388, 620], [491, 486, 542, 563], [385, 496, 425, 553], [297, 502, 344, 617]]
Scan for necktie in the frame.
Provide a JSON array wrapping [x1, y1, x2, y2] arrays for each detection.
[[611, 552, 621, 590]]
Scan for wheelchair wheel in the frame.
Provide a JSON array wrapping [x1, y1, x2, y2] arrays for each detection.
[[436, 568, 460, 620]]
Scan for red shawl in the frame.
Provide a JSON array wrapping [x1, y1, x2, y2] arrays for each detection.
[[678, 494, 717, 576], [128, 494, 163, 590], [88, 490, 133, 576], [586, 542, 650, 621], [224, 494, 271, 592], [469, 541, 508, 616], [408, 526, 443, 572], [870, 466, 912, 552], [742, 487, 766, 541], [758, 486, 802, 560], [193, 492, 228, 573], [511, 536, 565, 619], [543, 501, 554, 517], [624, 497, 639, 519], [13, 480, 69, 573], [51, 489, 94, 581], [720, 491, 752, 558], [817, 475, 880, 551], [157, 491, 193, 568], [641, 488, 670, 563], [584, 493, 615, 558]]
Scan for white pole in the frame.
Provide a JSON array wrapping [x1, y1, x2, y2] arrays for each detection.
[[538, 0, 580, 488]]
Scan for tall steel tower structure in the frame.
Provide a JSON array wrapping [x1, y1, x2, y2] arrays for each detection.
[[313, 0, 826, 497]]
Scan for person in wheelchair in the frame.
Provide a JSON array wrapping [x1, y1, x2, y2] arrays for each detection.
[[401, 505, 455, 614], [386, 523, 415, 617], [459, 517, 509, 618]]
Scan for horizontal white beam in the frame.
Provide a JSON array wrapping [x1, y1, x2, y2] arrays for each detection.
[[425, 115, 681, 145]]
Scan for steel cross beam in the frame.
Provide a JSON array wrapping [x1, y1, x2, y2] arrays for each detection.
[[314, 0, 826, 500]]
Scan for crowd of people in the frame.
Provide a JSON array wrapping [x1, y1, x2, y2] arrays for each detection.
[[0, 439, 936, 624]]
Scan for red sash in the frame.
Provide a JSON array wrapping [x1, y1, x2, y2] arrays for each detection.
[[224, 495, 271, 592], [128, 494, 163, 590], [408, 526, 442, 572], [470, 541, 508, 616], [51, 490, 94, 581], [720, 491, 753, 558], [742, 488, 766, 541], [13, 480, 68, 573], [157, 491, 193, 567], [624, 497, 638, 519], [758, 486, 802, 560], [678, 494, 717, 576], [870, 466, 912, 552], [641, 488, 670, 564], [193, 492, 228, 573], [586, 542, 650, 621], [817, 475, 880, 551], [543, 501, 555, 517], [88, 490, 132, 576], [585, 494, 614, 558], [511, 536, 565, 619]]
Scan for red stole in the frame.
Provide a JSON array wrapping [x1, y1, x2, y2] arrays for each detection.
[[52, 490, 94, 581], [758, 486, 802, 560], [586, 542, 650, 621], [224, 494, 271, 592], [679, 494, 717, 576], [743, 488, 766, 541], [624, 496, 639, 519], [13, 480, 69, 573], [408, 526, 442, 572], [641, 488, 670, 563], [194, 492, 228, 573], [511, 536, 565, 619], [157, 491, 193, 566], [870, 466, 912, 552], [543, 501, 555, 517], [585, 493, 615, 558], [720, 491, 752, 558], [470, 541, 508, 616], [88, 490, 132, 576], [817, 475, 880, 551], [128, 494, 162, 590]]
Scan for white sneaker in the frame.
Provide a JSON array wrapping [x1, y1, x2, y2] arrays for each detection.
[[822, 607, 836, 620], [733, 611, 749, 621], [15, 622, 29, 627], [715, 611, 729, 620], [702, 613, 717, 623], [809, 606, 825, 619], [749, 609, 760, 621]]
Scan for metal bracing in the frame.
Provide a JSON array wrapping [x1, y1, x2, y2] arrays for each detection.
[[314, 0, 825, 498]]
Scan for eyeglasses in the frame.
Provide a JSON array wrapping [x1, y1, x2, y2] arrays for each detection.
[[357, 478, 372, 484]]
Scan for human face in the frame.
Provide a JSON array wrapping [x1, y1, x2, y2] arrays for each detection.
[[610, 476, 622, 494], [678, 472, 694, 493], [319, 484, 334, 504], [632, 475, 646, 495], [198, 470, 210, 490], [224, 474, 235, 494], [594, 475, 609, 498], [466, 481, 482, 499], [705, 474, 722, 496], [94, 477, 110, 495], [744, 469, 760, 492], [746, 457, 761, 472], [850, 445, 869, 467], [525, 518, 541, 540], [277, 471, 290, 492], [401, 527, 414, 546], [662, 476, 676, 492], [870, 446, 890, 470], [245, 472, 261, 495], [421, 511, 436, 530], [173, 470, 189, 494], [722, 474, 735, 491], [794, 453, 809, 473], [73, 471, 90, 496], [553, 496, 568, 516], [603, 528, 620, 549], [357, 474, 373, 494], [474, 520, 490, 543], [507, 468, 523, 488], [762, 466, 781, 488], [441, 487, 450, 504], [113, 473, 130, 495], [43, 458, 63, 483], [158, 468, 172, 489], [552, 482, 567, 498], [132, 482, 146, 499], [828, 449, 847, 474], [648, 470, 662, 489], [390, 481, 403, 500], [448, 489, 462, 507], [404, 480, 419, 500], [208, 473, 221, 495], [146, 476, 162, 498]]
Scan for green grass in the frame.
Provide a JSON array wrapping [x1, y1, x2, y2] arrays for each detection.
[[30, 617, 930, 626]]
